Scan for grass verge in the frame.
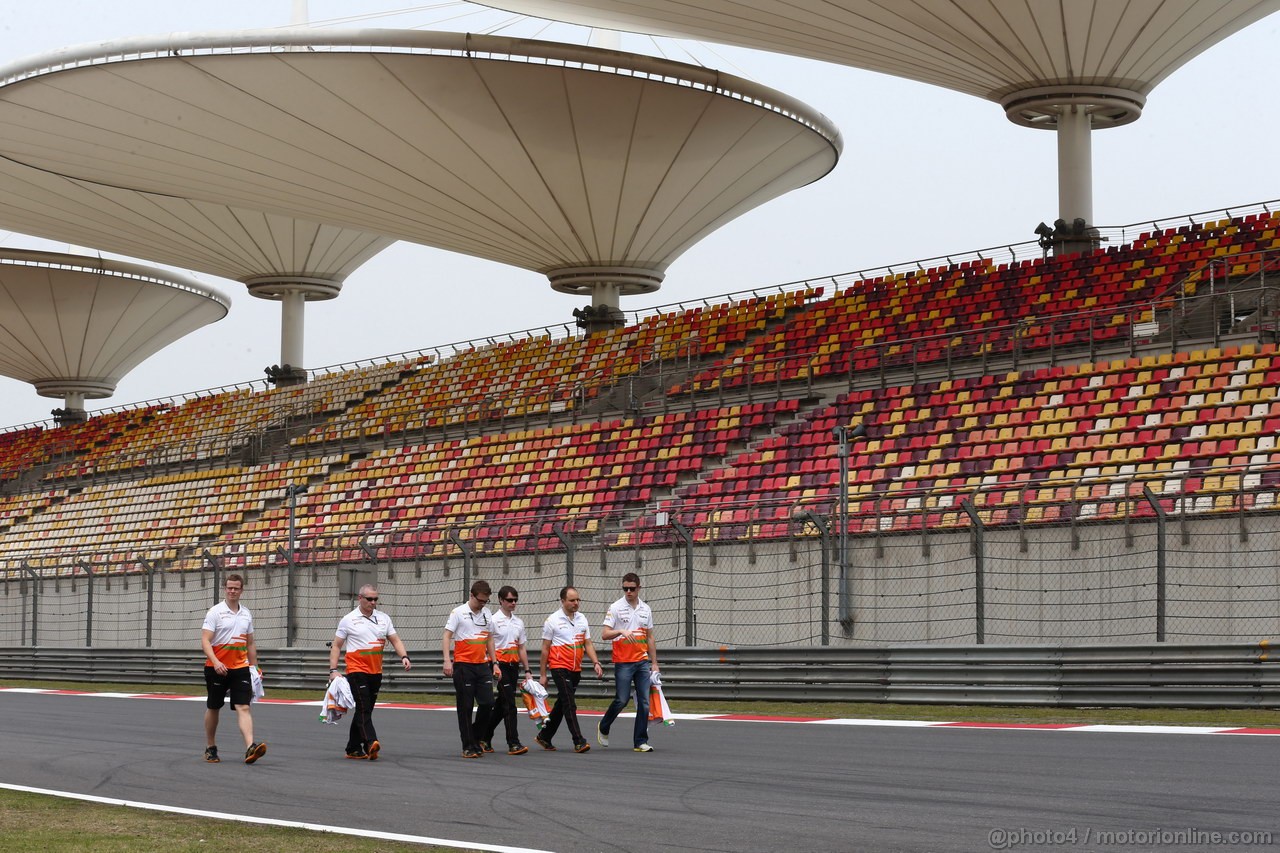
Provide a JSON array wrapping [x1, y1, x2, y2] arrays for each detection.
[[0, 789, 468, 852]]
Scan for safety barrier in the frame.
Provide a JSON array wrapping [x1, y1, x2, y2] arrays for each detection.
[[2, 643, 1277, 708]]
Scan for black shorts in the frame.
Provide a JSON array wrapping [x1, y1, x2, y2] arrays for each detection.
[[205, 665, 253, 710]]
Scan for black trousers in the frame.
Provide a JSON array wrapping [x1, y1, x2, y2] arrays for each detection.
[[452, 661, 494, 751], [346, 671, 382, 754], [540, 668, 584, 745], [481, 661, 523, 746]]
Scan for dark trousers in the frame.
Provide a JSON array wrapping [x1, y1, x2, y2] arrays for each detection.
[[481, 661, 522, 747], [540, 668, 584, 746], [452, 661, 494, 751], [346, 671, 382, 755]]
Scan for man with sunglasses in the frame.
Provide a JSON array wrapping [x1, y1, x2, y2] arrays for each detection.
[[597, 573, 660, 752], [443, 580, 501, 758], [538, 585, 603, 753], [329, 584, 411, 760], [477, 585, 532, 755]]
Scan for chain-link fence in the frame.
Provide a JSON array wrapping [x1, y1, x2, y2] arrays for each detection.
[[2, 506, 1278, 649]]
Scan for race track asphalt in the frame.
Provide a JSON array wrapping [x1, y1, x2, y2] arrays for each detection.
[[1, 691, 1275, 853]]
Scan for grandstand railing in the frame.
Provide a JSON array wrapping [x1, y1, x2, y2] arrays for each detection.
[[271, 253, 1280, 460], [4, 199, 1272, 435]]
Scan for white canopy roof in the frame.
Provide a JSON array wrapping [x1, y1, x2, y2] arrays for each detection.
[[471, 0, 1276, 235], [0, 29, 841, 296], [0, 162, 391, 293], [477, 0, 1280, 125], [0, 249, 228, 406]]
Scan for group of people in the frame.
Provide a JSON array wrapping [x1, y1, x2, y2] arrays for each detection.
[[441, 574, 660, 758], [199, 572, 661, 763]]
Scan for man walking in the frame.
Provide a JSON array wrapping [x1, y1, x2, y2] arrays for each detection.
[[597, 572, 660, 752], [329, 584, 411, 760], [478, 585, 532, 755], [443, 580, 501, 758], [201, 573, 266, 764], [537, 585, 603, 754]]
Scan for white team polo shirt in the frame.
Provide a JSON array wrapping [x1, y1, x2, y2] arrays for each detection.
[[542, 608, 590, 671], [492, 610, 527, 664], [603, 596, 653, 663], [445, 602, 492, 664], [335, 607, 398, 674], [201, 601, 254, 670]]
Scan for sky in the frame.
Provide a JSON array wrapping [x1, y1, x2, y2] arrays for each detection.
[[0, 1, 1277, 428]]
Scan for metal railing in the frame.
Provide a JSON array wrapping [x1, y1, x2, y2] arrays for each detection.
[[1, 642, 1276, 707], [5, 199, 1272, 435]]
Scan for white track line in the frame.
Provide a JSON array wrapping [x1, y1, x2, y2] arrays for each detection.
[[0, 782, 553, 853], [2, 687, 1278, 735]]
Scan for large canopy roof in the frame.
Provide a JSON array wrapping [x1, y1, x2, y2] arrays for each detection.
[[0, 249, 228, 406], [0, 161, 391, 294], [0, 28, 841, 296], [0, 157, 392, 379], [478, 1, 1280, 128]]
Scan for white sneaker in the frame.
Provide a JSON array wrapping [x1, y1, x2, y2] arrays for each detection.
[[633, 743, 654, 753], [596, 721, 609, 747]]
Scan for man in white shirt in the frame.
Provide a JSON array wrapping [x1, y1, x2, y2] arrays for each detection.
[[328, 584, 411, 760], [443, 580, 501, 758], [200, 573, 266, 764], [477, 585, 532, 755], [537, 585, 603, 753], [597, 572, 660, 752]]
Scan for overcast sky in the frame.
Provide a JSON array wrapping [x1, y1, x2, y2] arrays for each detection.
[[0, 1, 1277, 428]]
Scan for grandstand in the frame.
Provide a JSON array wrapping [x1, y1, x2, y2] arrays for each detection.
[[2, 202, 1279, 646]]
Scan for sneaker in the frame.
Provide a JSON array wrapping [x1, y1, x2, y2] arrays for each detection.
[[203, 745, 220, 763], [633, 743, 654, 753], [345, 750, 368, 760], [244, 742, 267, 764], [596, 721, 609, 747], [508, 743, 529, 755], [573, 741, 591, 754], [479, 740, 494, 754], [367, 740, 380, 761], [534, 735, 557, 751], [462, 749, 482, 759]]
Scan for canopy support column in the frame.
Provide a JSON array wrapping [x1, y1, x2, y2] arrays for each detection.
[[1057, 105, 1092, 229], [246, 275, 344, 386]]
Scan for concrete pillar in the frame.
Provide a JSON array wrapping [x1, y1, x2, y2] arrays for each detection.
[[280, 288, 306, 370], [592, 281, 621, 312], [1057, 104, 1093, 227]]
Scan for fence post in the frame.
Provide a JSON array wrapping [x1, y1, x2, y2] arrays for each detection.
[[205, 549, 222, 602], [554, 523, 574, 588], [142, 558, 155, 648], [446, 528, 473, 597], [80, 561, 94, 647], [1142, 486, 1167, 642], [671, 521, 695, 646], [23, 566, 37, 647], [501, 523, 511, 575], [799, 512, 832, 646], [1237, 473, 1248, 544], [961, 499, 985, 644], [273, 545, 299, 647], [359, 536, 380, 577]]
